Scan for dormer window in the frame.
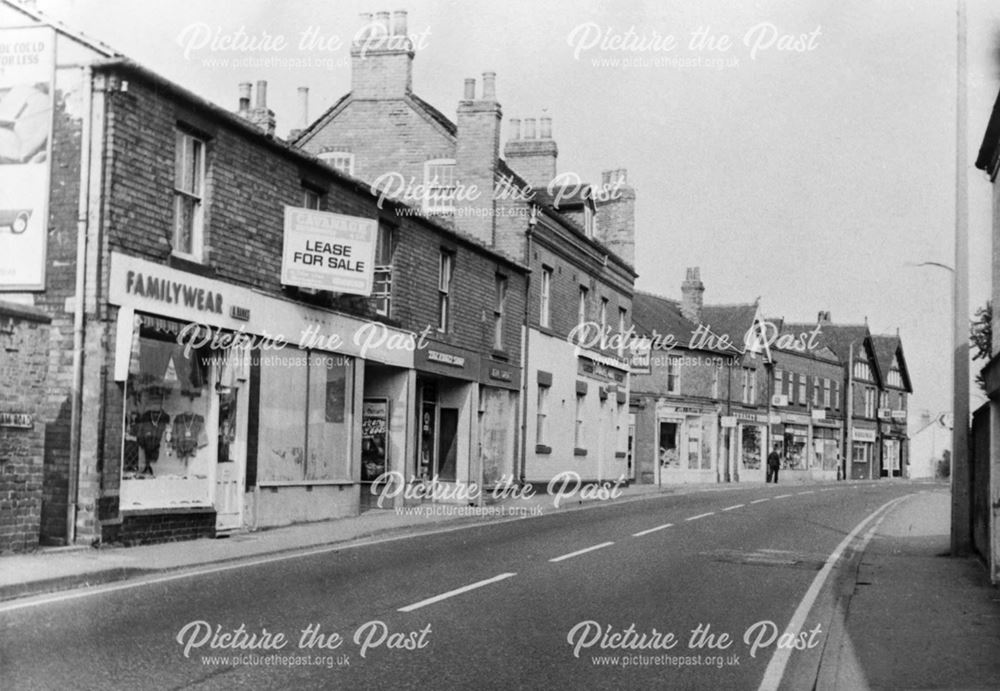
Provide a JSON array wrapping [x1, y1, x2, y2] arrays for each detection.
[[424, 159, 456, 213], [319, 151, 354, 176]]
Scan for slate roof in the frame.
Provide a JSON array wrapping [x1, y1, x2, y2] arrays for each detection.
[[632, 293, 758, 355]]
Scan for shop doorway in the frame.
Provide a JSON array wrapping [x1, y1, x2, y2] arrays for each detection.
[[215, 385, 245, 532], [417, 381, 459, 483]]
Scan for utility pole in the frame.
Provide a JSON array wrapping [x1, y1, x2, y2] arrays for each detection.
[[951, 0, 972, 556]]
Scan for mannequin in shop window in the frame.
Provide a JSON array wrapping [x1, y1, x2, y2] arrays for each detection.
[[134, 389, 171, 475], [172, 395, 208, 459]]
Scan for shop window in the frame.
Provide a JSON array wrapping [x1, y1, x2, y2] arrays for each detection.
[[687, 418, 702, 470], [438, 251, 453, 332], [424, 159, 456, 213], [740, 425, 761, 470], [372, 224, 395, 317], [539, 267, 552, 328], [122, 329, 214, 509], [256, 348, 353, 483], [481, 388, 517, 486], [173, 128, 206, 261], [494, 274, 507, 351]]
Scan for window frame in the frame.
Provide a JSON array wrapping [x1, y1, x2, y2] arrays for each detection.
[[494, 274, 508, 351], [539, 266, 552, 328], [424, 158, 457, 214], [437, 251, 453, 332], [578, 286, 588, 328], [667, 357, 681, 395], [319, 151, 355, 176], [173, 128, 207, 262]]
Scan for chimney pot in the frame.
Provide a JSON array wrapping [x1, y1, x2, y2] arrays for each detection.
[[375, 11, 391, 35], [297, 86, 309, 129], [358, 12, 374, 39], [255, 80, 267, 109], [481, 71, 496, 101], [238, 82, 252, 113], [540, 116, 552, 139], [463, 78, 476, 100], [509, 118, 521, 140], [391, 10, 408, 36], [524, 117, 536, 139]]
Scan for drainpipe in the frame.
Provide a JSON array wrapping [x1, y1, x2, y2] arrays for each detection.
[[68, 66, 94, 545], [844, 341, 855, 482], [518, 205, 537, 486]]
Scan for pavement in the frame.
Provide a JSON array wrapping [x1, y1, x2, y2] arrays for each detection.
[[814, 488, 1000, 690]]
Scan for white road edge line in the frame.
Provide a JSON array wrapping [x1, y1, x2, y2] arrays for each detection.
[[756, 494, 911, 691], [721, 504, 745, 512], [549, 541, 615, 563], [632, 523, 674, 537], [773, 494, 792, 500], [398, 572, 517, 613], [685, 512, 715, 522], [750, 498, 771, 504], [797, 491, 815, 495]]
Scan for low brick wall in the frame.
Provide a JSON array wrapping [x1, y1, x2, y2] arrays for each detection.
[[0, 302, 51, 553]]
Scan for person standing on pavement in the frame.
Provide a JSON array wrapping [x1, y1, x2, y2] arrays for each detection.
[[766, 444, 781, 483]]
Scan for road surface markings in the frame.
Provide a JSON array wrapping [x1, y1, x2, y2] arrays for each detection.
[[797, 491, 815, 495], [632, 523, 674, 537], [721, 504, 745, 512], [756, 494, 911, 691], [750, 498, 771, 504], [398, 573, 518, 612], [549, 541, 615, 562], [685, 512, 715, 522], [773, 494, 792, 500]]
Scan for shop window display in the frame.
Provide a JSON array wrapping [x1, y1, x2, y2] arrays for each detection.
[[122, 333, 213, 508]]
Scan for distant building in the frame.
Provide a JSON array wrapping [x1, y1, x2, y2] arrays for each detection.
[[908, 411, 950, 480]]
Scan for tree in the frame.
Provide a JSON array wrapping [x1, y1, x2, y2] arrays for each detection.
[[971, 301, 992, 392]]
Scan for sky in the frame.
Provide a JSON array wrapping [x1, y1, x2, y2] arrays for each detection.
[[26, 0, 1000, 420]]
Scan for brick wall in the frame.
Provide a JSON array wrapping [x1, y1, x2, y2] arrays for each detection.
[[772, 350, 844, 415], [0, 304, 50, 552]]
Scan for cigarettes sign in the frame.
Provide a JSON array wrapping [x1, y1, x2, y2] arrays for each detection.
[[281, 206, 377, 295]]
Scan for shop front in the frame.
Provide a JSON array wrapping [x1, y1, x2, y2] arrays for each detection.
[[880, 422, 905, 478], [654, 401, 717, 485], [851, 426, 877, 479], [413, 342, 480, 502], [107, 252, 414, 540], [479, 359, 521, 489], [811, 421, 842, 480], [577, 351, 630, 483], [734, 410, 770, 482]]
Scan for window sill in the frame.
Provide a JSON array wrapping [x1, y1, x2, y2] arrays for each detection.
[[535, 444, 552, 455], [615, 451, 627, 459], [573, 448, 587, 457], [491, 350, 509, 361], [170, 254, 215, 277]]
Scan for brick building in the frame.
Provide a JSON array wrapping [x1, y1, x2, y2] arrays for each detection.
[[0, 2, 526, 545], [293, 10, 637, 485], [765, 317, 845, 481], [630, 269, 771, 486]]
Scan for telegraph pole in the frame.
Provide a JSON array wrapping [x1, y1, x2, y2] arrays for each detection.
[[951, 0, 972, 556]]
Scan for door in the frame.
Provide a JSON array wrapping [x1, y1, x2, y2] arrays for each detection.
[[215, 387, 245, 532], [437, 408, 459, 481]]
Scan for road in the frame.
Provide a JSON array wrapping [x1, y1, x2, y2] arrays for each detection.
[[1, 482, 920, 690]]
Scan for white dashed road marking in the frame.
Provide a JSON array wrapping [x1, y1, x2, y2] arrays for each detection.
[[632, 523, 674, 537], [721, 504, 745, 512], [549, 541, 616, 563], [398, 573, 518, 612], [685, 512, 716, 522]]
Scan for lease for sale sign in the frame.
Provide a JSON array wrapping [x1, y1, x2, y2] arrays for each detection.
[[281, 206, 377, 295]]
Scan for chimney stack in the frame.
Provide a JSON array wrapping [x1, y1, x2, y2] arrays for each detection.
[[288, 86, 310, 139], [509, 118, 521, 140], [594, 167, 635, 267], [391, 10, 408, 36], [504, 113, 557, 187], [455, 71, 502, 245], [245, 79, 276, 136], [817, 310, 832, 325], [680, 267, 705, 324], [351, 9, 414, 98], [463, 78, 476, 100]]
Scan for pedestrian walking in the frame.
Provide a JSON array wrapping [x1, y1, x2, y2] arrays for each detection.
[[766, 444, 781, 483]]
